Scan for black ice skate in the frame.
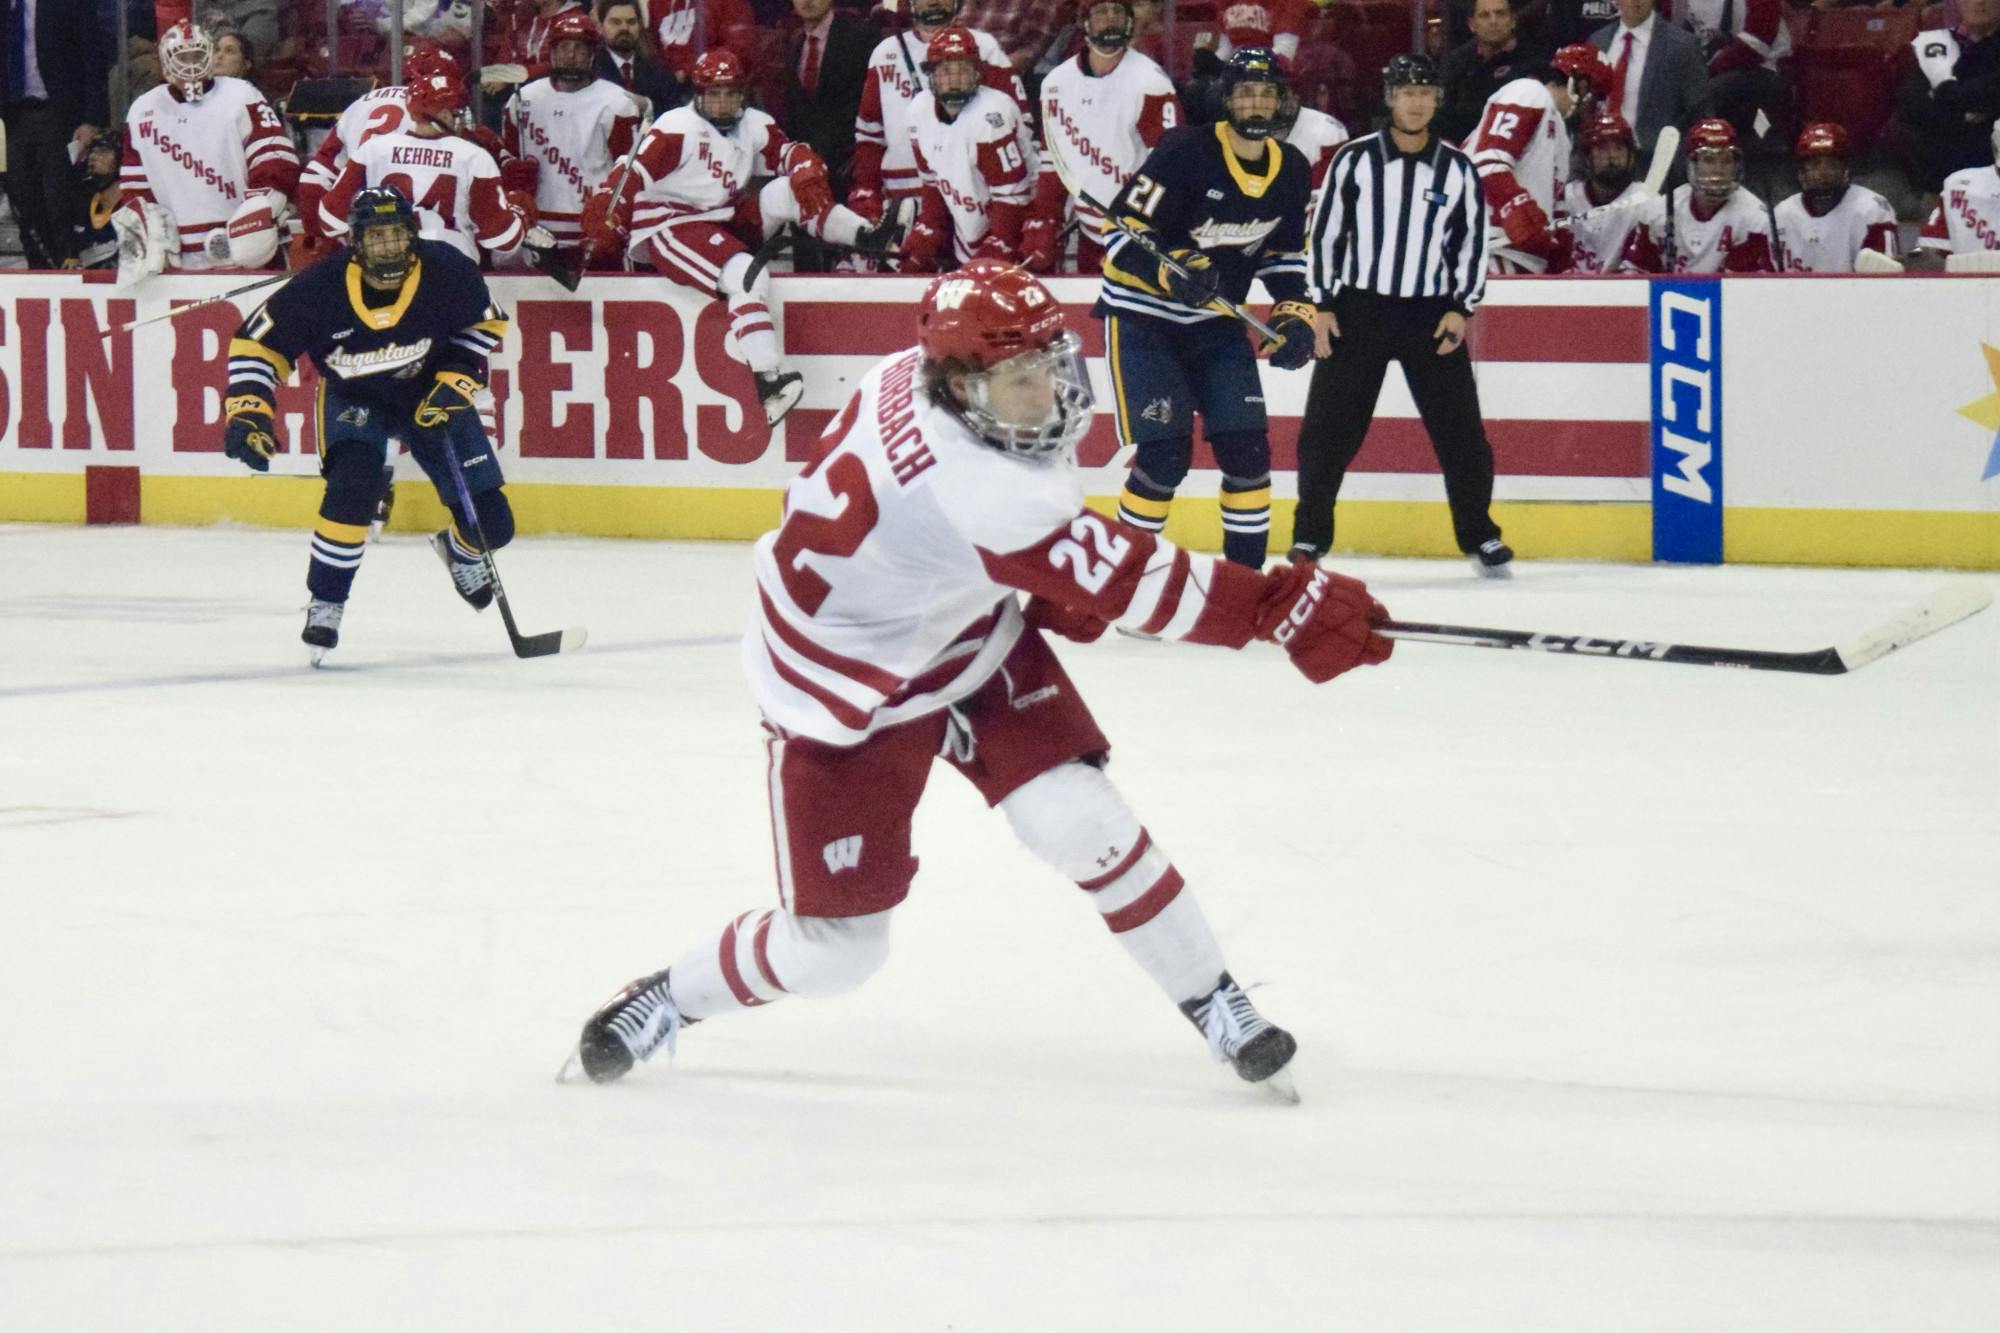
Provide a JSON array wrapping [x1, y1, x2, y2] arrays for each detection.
[[430, 530, 494, 611], [1180, 972, 1299, 1104], [851, 212, 903, 256], [754, 370, 805, 426], [1470, 539, 1514, 579], [301, 598, 344, 667], [558, 967, 693, 1084]]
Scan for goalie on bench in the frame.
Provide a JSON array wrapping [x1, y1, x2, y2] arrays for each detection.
[[222, 187, 522, 664], [563, 260, 1395, 1102]]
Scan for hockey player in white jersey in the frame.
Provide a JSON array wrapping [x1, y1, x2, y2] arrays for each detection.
[[561, 260, 1394, 1101], [1774, 122, 1899, 273], [1622, 118, 1775, 274], [1466, 43, 1613, 273], [1033, 0, 1181, 273], [1275, 87, 1349, 207], [849, 0, 1025, 229], [500, 12, 644, 258], [1555, 111, 1648, 273], [296, 44, 461, 258], [594, 49, 895, 425], [1915, 121, 2000, 267], [116, 20, 300, 277], [318, 67, 535, 263], [899, 26, 1040, 271]]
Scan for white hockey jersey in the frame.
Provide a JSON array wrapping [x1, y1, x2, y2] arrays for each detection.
[[1285, 105, 1350, 209], [301, 86, 413, 212], [1559, 179, 1648, 273], [1918, 165, 2000, 255], [747, 347, 1242, 745], [1774, 184, 1899, 272], [1038, 49, 1180, 237], [1468, 78, 1570, 273], [503, 77, 644, 245], [626, 104, 789, 242], [911, 86, 1038, 261], [320, 129, 527, 260], [1625, 183, 1776, 273], [120, 76, 300, 269], [853, 27, 1022, 199]]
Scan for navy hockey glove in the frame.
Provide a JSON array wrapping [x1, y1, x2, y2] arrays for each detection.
[[1157, 248, 1219, 308], [222, 394, 280, 472], [413, 370, 483, 431], [1262, 300, 1319, 371]]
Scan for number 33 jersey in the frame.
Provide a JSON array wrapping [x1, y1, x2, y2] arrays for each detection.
[[747, 347, 1249, 745]]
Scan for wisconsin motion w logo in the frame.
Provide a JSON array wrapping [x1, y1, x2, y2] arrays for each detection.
[[822, 836, 863, 874]]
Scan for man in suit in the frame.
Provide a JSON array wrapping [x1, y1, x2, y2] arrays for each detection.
[[1591, 0, 1708, 159], [594, 0, 685, 119], [2, 0, 117, 268], [781, 0, 874, 270]]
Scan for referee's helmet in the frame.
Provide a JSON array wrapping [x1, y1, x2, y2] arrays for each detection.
[[1382, 52, 1442, 94]]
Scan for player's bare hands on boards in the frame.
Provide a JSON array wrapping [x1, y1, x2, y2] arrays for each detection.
[[1433, 310, 1468, 355], [1313, 309, 1338, 355]]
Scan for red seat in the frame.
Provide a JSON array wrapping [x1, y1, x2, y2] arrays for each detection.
[[1792, 5, 1925, 150]]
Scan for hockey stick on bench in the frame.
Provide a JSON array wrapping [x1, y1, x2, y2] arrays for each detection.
[[439, 436, 587, 659], [1374, 584, 1990, 675]]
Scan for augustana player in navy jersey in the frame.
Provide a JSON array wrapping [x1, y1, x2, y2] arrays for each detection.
[[1097, 47, 1319, 567], [224, 186, 519, 664]]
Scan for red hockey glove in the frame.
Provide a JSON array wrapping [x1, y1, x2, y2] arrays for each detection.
[[505, 187, 540, 229], [465, 125, 508, 162], [500, 157, 540, 193], [1253, 563, 1392, 683], [898, 218, 944, 272], [1490, 185, 1556, 259], [1020, 215, 1058, 273], [1025, 594, 1109, 644], [784, 152, 835, 223], [845, 184, 883, 223]]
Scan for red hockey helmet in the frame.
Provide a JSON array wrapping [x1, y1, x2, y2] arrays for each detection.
[[1794, 121, 1849, 160], [1686, 117, 1739, 153], [403, 41, 459, 84], [1579, 110, 1637, 154], [925, 25, 982, 68], [691, 48, 747, 128], [924, 25, 983, 112], [1550, 43, 1614, 103], [548, 10, 602, 48], [406, 68, 470, 128], [548, 11, 601, 87], [919, 260, 1093, 460]]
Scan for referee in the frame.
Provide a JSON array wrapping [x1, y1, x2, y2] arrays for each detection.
[[1291, 53, 1513, 578]]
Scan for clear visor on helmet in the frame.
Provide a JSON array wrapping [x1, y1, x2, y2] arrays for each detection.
[[958, 330, 1094, 462], [1689, 147, 1737, 200], [697, 85, 745, 127]]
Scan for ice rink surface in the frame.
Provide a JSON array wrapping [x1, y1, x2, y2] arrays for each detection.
[[2, 523, 1995, 1333]]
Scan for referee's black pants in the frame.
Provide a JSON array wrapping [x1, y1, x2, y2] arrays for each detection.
[[1292, 290, 1502, 557]]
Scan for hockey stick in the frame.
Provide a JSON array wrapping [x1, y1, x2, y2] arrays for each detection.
[[1375, 585, 1990, 675], [438, 434, 588, 659], [1640, 125, 1678, 199], [1076, 187, 1283, 342], [104, 270, 291, 337], [522, 224, 584, 291]]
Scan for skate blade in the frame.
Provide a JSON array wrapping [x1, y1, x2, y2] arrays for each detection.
[[308, 646, 329, 668], [1258, 1068, 1301, 1106], [555, 1050, 588, 1084], [1471, 559, 1514, 580]]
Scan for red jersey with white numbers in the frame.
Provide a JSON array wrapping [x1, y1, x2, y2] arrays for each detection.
[[748, 345, 1245, 746]]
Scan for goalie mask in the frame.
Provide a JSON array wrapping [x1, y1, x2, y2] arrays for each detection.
[[1685, 118, 1741, 206], [924, 27, 983, 116], [159, 20, 216, 100], [1794, 121, 1851, 215], [919, 260, 1094, 463], [547, 11, 601, 90], [347, 186, 418, 286], [1221, 47, 1286, 141], [1081, 0, 1135, 54], [691, 49, 747, 130]]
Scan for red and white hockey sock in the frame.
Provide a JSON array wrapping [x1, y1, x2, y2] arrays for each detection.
[[666, 907, 891, 1022], [1001, 762, 1227, 1005], [726, 293, 779, 375]]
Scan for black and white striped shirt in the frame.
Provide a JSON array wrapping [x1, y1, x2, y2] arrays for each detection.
[[1308, 131, 1489, 313]]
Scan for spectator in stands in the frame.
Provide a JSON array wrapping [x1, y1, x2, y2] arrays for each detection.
[[1590, 0, 1708, 158], [213, 29, 253, 79], [1894, 0, 2000, 192], [1441, 0, 1546, 143], [594, 0, 683, 114], [66, 132, 124, 270], [484, 0, 589, 103], [1680, 0, 1791, 169], [2, 0, 117, 269], [649, 0, 757, 85], [193, 2, 280, 63], [782, 0, 875, 268]]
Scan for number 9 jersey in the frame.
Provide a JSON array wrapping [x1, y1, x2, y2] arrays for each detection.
[[747, 347, 1270, 745]]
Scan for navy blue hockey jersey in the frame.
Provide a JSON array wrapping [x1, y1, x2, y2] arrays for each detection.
[[1097, 123, 1311, 325], [227, 239, 509, 416]]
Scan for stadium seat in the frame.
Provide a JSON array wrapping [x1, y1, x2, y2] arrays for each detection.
[[1792, 5, 1925, 151]]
